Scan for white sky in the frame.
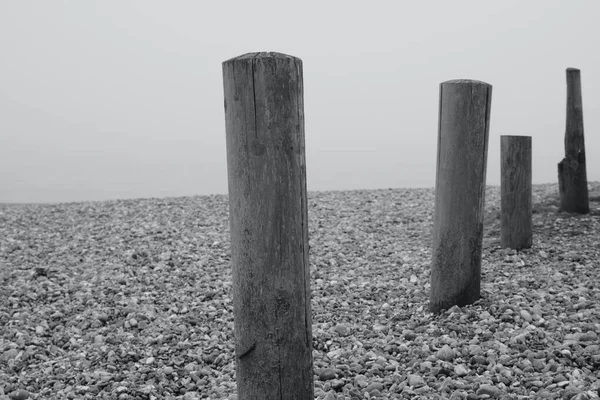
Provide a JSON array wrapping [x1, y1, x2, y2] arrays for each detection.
[[0, 1, 598, 203]]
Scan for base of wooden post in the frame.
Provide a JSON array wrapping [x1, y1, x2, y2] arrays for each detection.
[[558, 152, 589, 214]]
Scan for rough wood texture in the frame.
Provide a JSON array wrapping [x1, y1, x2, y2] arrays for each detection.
[[430, 79, 492, 314], [222, 52, 313, 400], [558, 68, 589, 214], [501, 135, 532, 250]]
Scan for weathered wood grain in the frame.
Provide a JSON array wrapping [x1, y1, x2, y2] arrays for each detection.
[[222, 52, 313, 400], [430, 79, 492, 314], [558, 68, 589, 214], [501, 135, 532, 250]]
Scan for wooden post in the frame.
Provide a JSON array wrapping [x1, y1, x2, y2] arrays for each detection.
[[222, 52, 313, 400], [558, 67, 589, 214], [501, 135, 532, 250], [430, 79, 492, 314]]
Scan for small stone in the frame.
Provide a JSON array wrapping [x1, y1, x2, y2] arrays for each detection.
[[2, 349, 19, 362], [372, 323, 388, 333], [404, 331, 417, 341], [436, 345, 456, 361], [354, 375, 368, 388], [318, 368, 337, 381], [571, 393, 590, 400], [129, 318, 138, 327], [520, 310, 533, 323], [366, 382, 384, 393], [323, 391, 337, 400], [535, 389, 555, 399], [470, 355, 488, 365], [202, 351, 219, 364], [476, 384, 500, 397], [184, 362, 197, 372], [408, 374, 426, 388], [8, 390, 30, 400], [330, 379, 345, 389], [552, 374, 567, 383], [579, 332, 597, 341], [35, 326, 44, 335], [449, 390, 467, 400], [145, 357, 155, 364], [97, 313, 109, 323], [454, 364, 469, 377], [163, 366, 174, 375], [333, 324, 350, 337]]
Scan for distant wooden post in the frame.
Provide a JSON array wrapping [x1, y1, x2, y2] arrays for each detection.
[[501, 135, 532, 250], [430, 79, 492, 314], [222, 52, 313, 399], [558, 68, 589, 214]]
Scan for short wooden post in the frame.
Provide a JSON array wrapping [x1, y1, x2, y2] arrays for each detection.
[[558, 67, 589, 214], [430, 79, 492, 314], [222, 52, 313, 400], [501, 135, 532, 250]]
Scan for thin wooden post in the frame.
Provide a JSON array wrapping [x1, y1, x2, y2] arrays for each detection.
[[430, 79, 492, 314], [222, 52, 313, 400], [501, 135, 532, 250], [558, 67, 589, 213]]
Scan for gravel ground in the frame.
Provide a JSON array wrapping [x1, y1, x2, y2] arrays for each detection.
[[1, 183, 599, 400]]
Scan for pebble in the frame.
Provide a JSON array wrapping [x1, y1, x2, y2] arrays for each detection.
[[330, 379, 345, 389], [372, 323, 388, 333], [97, 313, 109, 323], [8, 390, 30, 400], [318, 368, 337, 381], [454, 364, 469, 377], [333, 324, 350, 337], [520, 310, 533, 323], [476, 384, 500, 397], [571, 394, 590, 400], [449, 390, 467, 400], [436, 345, 456, 361], [407, 374, 426, 388], [354, 375, 368, 388], [553, 374, 568, 383], [323, 391, 337, 400], [365, 382, 384, 393], [2, 349, 19, 362]]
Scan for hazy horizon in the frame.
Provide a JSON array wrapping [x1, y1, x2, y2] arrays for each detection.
[[1, 1, 599, 203]]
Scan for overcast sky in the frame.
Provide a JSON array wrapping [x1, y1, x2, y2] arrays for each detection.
[[0, 1, 598, 203]]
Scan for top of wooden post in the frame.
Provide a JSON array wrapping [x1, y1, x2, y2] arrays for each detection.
[[566, 67, 580, 72], [441, 79, 491, 87], [501, 135, 532, 139], [223, 52, 301, 66]]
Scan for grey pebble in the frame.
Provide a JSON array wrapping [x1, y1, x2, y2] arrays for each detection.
[[318, 368, 337, 381]]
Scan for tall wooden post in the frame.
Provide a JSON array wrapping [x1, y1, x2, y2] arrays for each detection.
[[501, 135, 532, 250], [558, 67, 589, 214], [222, 52, 313, 399], [430, 79, 492, 314]]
